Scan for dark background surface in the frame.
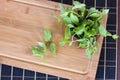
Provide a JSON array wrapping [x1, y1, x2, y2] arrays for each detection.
[[117, 0, 120, 80], [0, 0, 118, 80]]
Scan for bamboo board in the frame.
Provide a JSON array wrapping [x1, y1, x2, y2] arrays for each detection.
[[0, 0, 108, 80]]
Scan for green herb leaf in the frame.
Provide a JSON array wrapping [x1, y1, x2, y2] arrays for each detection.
[[77, 38, 87, 48], [74, 23, 85, 35], [112, 34, 119, 39], [73, 1, 86, 17], [89, 13, 101, 19], [88, 8, 98, 14], [31, 46, 45, 60], [86, 8, 98, 18], [38, 42, 47, 52], [67, 24, 74, 28], [59, 41, 66, 46], [102, 9, 109, 14], [60, 12, 69, 18], [70, 13, 79, 25], [72, 4, 85, 11], [59, 39, 69, 46], [73, 1, 82, 6], [62, 16, 72, 24], [50, 43, 57, 56], [85, 48, 93, 58], [65, 7, 72, 12], [31, 46, 43, 56], [99, 25, 107, 36], [78, 43, 87, 48], [65, 27, 71, 39], [85, 19, 94, 26], [43, 28, 52, 42], [93, 40, 98, 51]]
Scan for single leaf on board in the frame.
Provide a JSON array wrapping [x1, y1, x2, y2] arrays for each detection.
[[31, 46, 45, 61], [50, 43, 57, 56], [65, 27, 71, 39], [38, 42, 47, 52], [43, 28, 52, 42], [85, 48, 93, 58], [31, 46, 43, 56], [59, 41, 66, 46], [59, 39, 69, 46]]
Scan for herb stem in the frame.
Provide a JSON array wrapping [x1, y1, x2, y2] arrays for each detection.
[[71, 34, 76, 42]]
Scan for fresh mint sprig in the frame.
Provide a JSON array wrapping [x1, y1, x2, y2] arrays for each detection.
[[59, 1, 119, 58]]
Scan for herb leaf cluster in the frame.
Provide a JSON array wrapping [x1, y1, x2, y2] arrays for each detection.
[[31, 29, 57, 61], [59, 1, 119, 58]]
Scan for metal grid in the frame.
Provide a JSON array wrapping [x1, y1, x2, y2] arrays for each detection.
[[0, 0, 117, 80]]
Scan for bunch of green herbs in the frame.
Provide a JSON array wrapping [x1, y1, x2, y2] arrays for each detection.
[[59, 1, 118, 58]]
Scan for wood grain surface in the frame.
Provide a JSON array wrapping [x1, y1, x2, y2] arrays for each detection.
[[0, 0, 108, 80]]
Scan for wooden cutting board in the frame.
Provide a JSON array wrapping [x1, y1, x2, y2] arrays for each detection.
[[0, 0, 107, 80]]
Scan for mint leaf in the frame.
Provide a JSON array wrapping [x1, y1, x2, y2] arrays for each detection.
[[67, 24, 74, 28], [72, 1, 86, 17], [99, 25, 107, 36], [78, 43, 87, 48], [38, 42, 47, 52], [89, 13, 101, 19], [62, 16, 72, 24], [70, 13, 79, 25], [65, 7, 72, 12], [86, 8, 98, 18], [65, 27, 71, 39], [43, 28, 52, 42], [112, 34, 119, 39], [31, 46, 45, 61], [50, 43, 57, 56], [73, 1, 82, 6], [59, 41, 66, 46], [31, 46, 43, 56], [85, 48, 93, 58], [60, 12, 69, 18], [74, 23, 85, 35], [72, 4, 85, 11], [59, 39, 69, 46], [88, 8, 98, 14], [102, 9, 109, 14]]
